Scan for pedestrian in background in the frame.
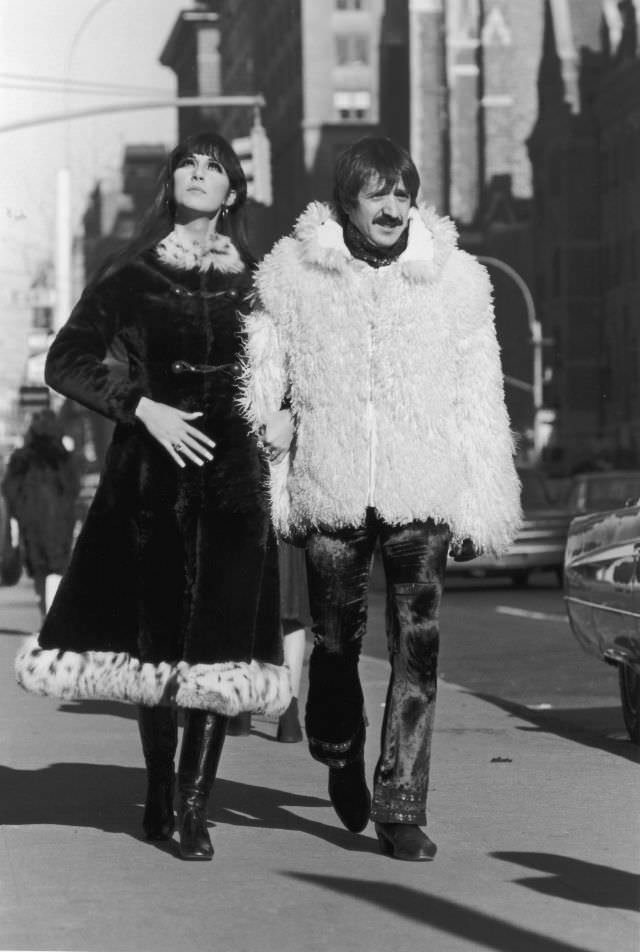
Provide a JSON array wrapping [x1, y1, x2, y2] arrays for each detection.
[[2, 410, 80, 616], [228, 538, 309, 742], [241, 136, 521, 861], [14, 131, 291, 862]]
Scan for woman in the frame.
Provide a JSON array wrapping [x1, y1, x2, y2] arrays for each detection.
[[2, 410, 80, 616], [14, 132, 291, 861]]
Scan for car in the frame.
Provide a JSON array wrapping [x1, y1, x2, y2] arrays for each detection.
[[446, 466, 573, 587], [564, 497, 640, 745], [564, 469, 640, 516]]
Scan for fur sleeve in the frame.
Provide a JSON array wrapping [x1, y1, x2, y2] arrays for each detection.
[[237, 308, 287, 432], [451, 256, 522, 553], [45, 271, 147, 425], [238, 241, 296, 431]]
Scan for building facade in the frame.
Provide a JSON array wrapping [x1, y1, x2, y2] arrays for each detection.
[[160, 6, 224, 140], [205, 0, 385, 243], [596, 4, 640, 466], [528, 0, 640, 471]]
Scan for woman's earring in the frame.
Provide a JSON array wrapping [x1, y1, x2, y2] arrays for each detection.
[[220, 204, 229, 222]]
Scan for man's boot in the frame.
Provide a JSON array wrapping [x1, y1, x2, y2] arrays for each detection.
[[177, 710, 228, 861], [327, 719, 370, 833], [137, 705, 178, 841]]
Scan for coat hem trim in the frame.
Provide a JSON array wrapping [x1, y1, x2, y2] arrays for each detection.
[[14, 634, 292, 717]]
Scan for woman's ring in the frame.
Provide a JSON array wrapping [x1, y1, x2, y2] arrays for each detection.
[[172, 441, 184, 453]]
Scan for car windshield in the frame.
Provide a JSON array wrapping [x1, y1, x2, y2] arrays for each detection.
[[585, 475, 640, 511], [519, 469, 552, 508]]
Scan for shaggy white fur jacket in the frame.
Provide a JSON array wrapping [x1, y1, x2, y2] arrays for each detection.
[[240, 202, 521, 553]]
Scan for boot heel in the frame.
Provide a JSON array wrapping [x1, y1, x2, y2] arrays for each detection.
[[376, 826, 394, 856]]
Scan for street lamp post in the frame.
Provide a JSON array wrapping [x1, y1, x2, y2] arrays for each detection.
[[477, 255, 545, 458]]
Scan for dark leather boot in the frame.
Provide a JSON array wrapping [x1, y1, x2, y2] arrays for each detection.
[[226, 712, 251, 736], [277, 698, 303, 743], [328, 756, 371, 833], [375, 822, 437, 861], [177, 710, 228, 861], [137, 705, 178, 841]]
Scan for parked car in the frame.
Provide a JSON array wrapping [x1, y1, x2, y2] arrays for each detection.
[[564, 497, 640, 744], [446, 466, 573, 587], [565, 469, 640, 516]]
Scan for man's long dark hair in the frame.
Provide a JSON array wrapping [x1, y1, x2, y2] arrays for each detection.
[[89, 131, 254, 288]]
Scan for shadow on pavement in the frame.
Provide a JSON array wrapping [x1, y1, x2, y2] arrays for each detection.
[[0, 762, 145, 835], [491, 852, 640, 912], [470, 692, 640, 763], [55, 699, 139, 719], [281, 873, 589, 952], [213, 777, 380, 854], [0, 763, 377, 856]]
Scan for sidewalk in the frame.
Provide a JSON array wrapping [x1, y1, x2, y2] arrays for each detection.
[[0, 577, 638, 952]]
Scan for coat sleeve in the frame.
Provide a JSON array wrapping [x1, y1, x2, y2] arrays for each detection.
[[45, 272, 148, 424], [451, 257, 522, 554], [238, 248, 292, 432]]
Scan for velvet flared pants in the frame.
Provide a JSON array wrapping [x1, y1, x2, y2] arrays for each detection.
[[305, 509, 450, 825]]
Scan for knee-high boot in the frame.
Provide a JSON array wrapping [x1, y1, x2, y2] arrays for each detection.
[[137, 705, 178, 841], [178, 710, 228, 861]]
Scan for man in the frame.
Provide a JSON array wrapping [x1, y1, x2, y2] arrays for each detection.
[[241, 137, 521, 860]]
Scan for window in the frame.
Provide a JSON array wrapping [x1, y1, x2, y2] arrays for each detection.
[[336, 0, 364, 9], [335, 33, 369, 66], [333, 89, 371, 120]]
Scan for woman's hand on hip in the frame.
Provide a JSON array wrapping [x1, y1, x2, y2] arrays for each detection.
[[260, 408, 294, 464], [134, 396, 216, 468]]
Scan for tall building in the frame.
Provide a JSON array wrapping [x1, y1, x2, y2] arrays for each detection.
[[379, 1, 551, 442], [212, 0, 385, 242], [529, 0, 640, 470], [160, 5, 224, 140]]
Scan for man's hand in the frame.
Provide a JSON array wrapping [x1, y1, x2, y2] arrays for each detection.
[[135, 396, 215, 469], [261, 408, 294, 464], [449, 538, 482, 562]]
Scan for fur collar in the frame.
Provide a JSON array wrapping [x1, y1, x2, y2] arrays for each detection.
[[292, 202, 459, 283], [156, 222, 244, 274]]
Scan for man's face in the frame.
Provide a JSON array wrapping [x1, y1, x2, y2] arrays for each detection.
[[347, 174, 411, 249]]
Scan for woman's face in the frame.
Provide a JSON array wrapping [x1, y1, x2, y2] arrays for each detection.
[[172, 152, 235, 220]]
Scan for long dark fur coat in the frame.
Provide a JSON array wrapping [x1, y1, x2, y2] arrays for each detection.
[[14, 233, 291, 716]]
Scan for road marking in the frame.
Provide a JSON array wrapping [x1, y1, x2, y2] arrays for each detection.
[[496, 606, 569, 623]]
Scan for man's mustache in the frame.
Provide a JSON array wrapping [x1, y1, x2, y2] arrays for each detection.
[[373, 214, 404, 227]]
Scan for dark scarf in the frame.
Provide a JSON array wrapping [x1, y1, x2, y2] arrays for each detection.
[[343, 218, 409, 269]]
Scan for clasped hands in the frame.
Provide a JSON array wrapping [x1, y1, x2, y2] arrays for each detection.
[[135, 397, 216, 468]]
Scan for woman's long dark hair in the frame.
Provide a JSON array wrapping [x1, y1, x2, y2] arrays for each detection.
[[89, 131, 254, 288]]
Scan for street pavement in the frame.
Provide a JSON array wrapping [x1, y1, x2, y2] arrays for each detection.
[[0, 577, 638, 952]]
